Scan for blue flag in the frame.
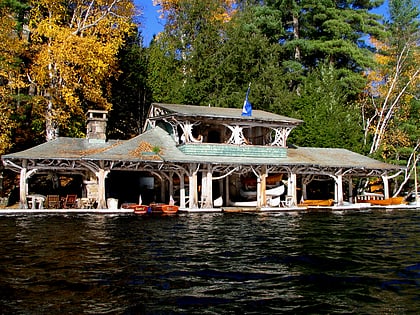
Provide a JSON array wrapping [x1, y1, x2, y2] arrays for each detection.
[[241, 84, 252, 116]]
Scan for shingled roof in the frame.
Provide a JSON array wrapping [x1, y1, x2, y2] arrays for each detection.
[[148, 103, 303, 126], [2, 124, 402, 176]]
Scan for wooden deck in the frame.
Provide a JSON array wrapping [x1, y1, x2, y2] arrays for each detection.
[[1, 203, 420, 215]]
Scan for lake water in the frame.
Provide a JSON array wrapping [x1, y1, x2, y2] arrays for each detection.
[[1, 210, 420, 314]]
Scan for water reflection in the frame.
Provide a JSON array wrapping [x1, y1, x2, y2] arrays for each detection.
[[0, 211, 420, 314]]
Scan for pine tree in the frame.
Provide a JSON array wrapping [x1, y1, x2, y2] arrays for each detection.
[[267, 0, 386, 96]]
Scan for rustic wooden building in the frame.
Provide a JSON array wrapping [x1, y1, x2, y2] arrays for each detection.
[[1, 104, 402, 210]]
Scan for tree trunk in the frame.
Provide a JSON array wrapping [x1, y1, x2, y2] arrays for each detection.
[[45, 99, 59, 142]]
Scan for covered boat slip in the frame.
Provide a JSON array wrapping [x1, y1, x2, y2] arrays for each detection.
[[1, 105, 404, 212]]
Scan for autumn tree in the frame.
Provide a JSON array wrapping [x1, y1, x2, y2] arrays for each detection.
[[360, 0, 419, 194], [0, 7, 28, 155], [362, 0, 419, 157], [28, 0, 137, 141]]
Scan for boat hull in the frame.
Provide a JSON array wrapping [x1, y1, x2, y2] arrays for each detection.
[[161, 205, 179, 214], [300, 199, 334, 207], [133, 205, 149, 215], [368, 197, 405, 206], [240, 185, 285, 199]]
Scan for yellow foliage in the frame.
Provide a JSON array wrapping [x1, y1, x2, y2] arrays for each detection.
[[362, 32, 419, 156], [0, 9, 27, 153], [153, 0, 236, 24], [29, 0, 136, 135]]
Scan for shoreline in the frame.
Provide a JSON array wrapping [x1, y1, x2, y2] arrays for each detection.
[[0, 203, 419, 215]]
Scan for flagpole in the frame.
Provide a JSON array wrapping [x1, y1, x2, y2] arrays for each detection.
[[241, 82, 252, 117]]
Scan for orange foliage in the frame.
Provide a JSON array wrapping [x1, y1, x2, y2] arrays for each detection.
[[153, 0, 236, 24]]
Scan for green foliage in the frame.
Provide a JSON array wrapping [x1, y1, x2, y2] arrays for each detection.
[[3, 0, 417, 170], [270, 0, 385, 97], [288, 64, 364, 151], [147, 35, 185, 103], [109, 33, 150, 139]]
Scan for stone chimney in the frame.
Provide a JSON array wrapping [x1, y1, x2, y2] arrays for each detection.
[[86, 110, 108, 143]]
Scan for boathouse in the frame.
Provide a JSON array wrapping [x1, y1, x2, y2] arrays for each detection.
[[1, 104, 403, 210]]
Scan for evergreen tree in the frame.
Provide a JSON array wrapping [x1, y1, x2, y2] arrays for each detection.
[[205, 5, 294, 112], [267, 0, 386, 97], [148, 0, 235, 104], [288, 63, 364, 151], [109, 32, 150, 139], [147, 33, 185, 103]]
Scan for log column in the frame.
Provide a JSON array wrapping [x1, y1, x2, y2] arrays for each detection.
[[96, 165, 110, 209], [335, 174, 344, 206], [200, 164, 213, 208], [179, 172, 186, 208], [382, 176, 390, 199], [288, 172, 297, 206], [19, 160, 27, 209], [188, 164, 199, 208]]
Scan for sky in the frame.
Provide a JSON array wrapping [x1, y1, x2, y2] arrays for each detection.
[[137, 1, 164, 45], [137, 0, 389, 46]]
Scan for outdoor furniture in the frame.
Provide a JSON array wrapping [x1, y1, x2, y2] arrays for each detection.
[[281, 196, 294, 207], [63, 194, 77, 208], [46, 195, 60, 208], [27, 194, 46, 209], [78, 198, 94, 209]]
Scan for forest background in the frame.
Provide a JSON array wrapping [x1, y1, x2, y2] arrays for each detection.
[[0, 0, 419, 192]]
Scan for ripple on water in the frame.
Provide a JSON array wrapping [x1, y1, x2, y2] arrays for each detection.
[[0, 211, 420, 313]]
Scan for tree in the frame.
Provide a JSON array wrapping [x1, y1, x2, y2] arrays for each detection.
[[267, 0, 386, 97], [108, 31, 150, 139], [288, 63, 364, 150], [147, 33, 185, 103], [28, 0, 137, 141], [203, 5, 293, 111], [149, 0, 236, 104], [362, 0, 420, 157], [0, 7, 27, 155], [359, 0, 420, 195]]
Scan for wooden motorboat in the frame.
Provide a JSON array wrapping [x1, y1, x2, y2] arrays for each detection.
[[134, 205, 149, 215], [161, 205, 179, 214], [300, 199, 334, 207], [368, 197, 406, 206], [122, 203, 150, 214], [121, 203, 138, 210], [148, 203, 179, 214]]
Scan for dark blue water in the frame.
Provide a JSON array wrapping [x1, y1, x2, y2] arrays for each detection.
[[1, 210, 420, 314]]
